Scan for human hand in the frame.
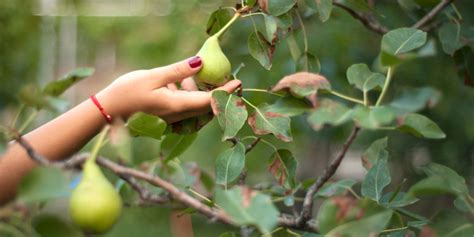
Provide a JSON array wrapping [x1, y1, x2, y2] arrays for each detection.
[[96, 56, 241, 123]]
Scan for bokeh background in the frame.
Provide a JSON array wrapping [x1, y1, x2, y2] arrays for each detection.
[[1, 0, 473, 236]]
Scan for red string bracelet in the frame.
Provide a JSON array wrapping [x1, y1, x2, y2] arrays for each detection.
[[90, 95, 113, 123]]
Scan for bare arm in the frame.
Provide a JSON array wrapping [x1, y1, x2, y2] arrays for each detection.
[[0, 56, 241, 204]]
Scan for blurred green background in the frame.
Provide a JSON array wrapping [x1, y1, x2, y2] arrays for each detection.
[[1, 0, 473, 235]]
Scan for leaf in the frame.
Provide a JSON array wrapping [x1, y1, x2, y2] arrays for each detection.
[[326, 210, 393, 237], [219, 232, 239, 237], [397, 113, 446, 139], [215, 143, 246, 186], [32, 214, 84, 237], [307, 99, 352, 130], [101, 206, 172, 237], [268, 149, 298, 188], [297, 52, 321, 73], [453, 46, 474, 87], [215, 186, 279, 234], [361, 155, 391, 203], [361, 137, 388, 170], [266, 96, 313, 117], [259, 0, 296, 16], [422, 209, 474, 237], [381, 27, 427, 55], [315, 0, 333, 22], [315, 179, 357, 198], [346, 63, 385, 92], [43, 68, 94, 97], [389, 87, 441, 114], [127, 112, 167, 140], [272, 72, 331, 98], [206, 8, 234, 36], [248, 31, 275, 70], [248, 105, 292, 142], [352, 106, 395, 129], [109, 122, 133, 163], [409, 163, 468, 197], [160, 133, 197, 161], [19, 84, 50, 109], [211, 90, 248, 141], [17, 167, 69, 203], [169, 112, 213, 134], [286, 33, 302, 61], [438, 22, 474, 56], [380, 192, 419, 208]]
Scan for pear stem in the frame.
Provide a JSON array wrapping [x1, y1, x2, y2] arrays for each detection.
[[214, 12, 241, 39], [86, 125, 110, 166]]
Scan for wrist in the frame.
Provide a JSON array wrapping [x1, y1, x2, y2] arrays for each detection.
[[95, 88, 128, 120]]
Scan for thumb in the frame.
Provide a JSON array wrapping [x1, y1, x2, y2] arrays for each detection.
[[150, 56, 202, 87]]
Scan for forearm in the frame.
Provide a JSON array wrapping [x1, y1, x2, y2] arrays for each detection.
[[0, 97, 107, 204]]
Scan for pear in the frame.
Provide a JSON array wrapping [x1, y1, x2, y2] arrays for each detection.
[[69, 159, 122, 234], [194, 35, 231, 89]]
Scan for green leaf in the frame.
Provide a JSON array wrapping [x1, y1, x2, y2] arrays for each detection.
[[438, 22, 474, 56], [315, 0, 333, 22], [453, 46, 474, 87], [307, 99, 352, 130], [0, 222, 26, 237], [266, 96, 313, 117], [286, 33, 302, 61], [17, 167, 69, 203], [409, 163, 468, 197], [211, 90, 248, 141], [381, 27, 427, 55], [248, 104, 292, 142], [206, 8, 233, 36], [215, 143, 246, 186], [248, 31, 274, 70], [389, 87, 441, 114], [352, 106, 395, 129], [32, 214, 83, 237], [43, 68, 94, 97], [109, 124, 133, 163], [315, 179, 357, 198], [101, 206, 172, 237], [127, 112, 166, 140], [160, 133, 197, 161], [424, 209, 474, 237], [268, 149, 298, 188], [264, 14, 278, 43], [219, 232, 239, 237], [326, 210, 393, 237], [397, 113, 446, 139], [361, 137, 388, 170], [379, 192, 419, 208], [215, 187, 279, 234], [169, 112, 213, 134], [261, 0, 296, 16], [297, 52, 321, 73], [361, 155, 391, 203], [346, 63, 385, 92]]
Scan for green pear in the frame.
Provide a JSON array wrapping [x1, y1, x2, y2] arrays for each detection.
[[69, 160, 122, 234], [194, 35, 231, 89]]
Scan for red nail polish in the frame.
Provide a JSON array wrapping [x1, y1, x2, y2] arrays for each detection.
[[188, 56, 202, 68]]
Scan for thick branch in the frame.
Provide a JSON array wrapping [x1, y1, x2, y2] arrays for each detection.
[[333, 1, 388, 35], [118, 174, 170, 204], [412, 0, 454, 29], [297, 126, 360, 227]]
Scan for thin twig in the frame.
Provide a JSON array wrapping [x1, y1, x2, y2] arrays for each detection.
[[412, 0, 454, 29], [297, 126, 361, 227], [118, 174, 169, 204], [333, 1, 388, 35]]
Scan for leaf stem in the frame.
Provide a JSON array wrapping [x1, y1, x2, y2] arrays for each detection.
[[242, 88, 284, 97], [86, 126, 110, 166], [295, 10, 308, 53], [380, 226, 408, 234], [11, 105, 25, 129], [241, 12, 267, 18], [327, 90, 365, 105], [214, 12, 241, 39], [375, 66, 393, 106]]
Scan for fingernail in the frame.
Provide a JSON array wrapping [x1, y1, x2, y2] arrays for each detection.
[[188, 56, 202, 68]]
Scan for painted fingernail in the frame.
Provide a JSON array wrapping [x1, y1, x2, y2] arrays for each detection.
[[188, 56, 202, 68]]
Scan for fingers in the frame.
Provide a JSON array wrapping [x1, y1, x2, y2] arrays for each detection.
[[167, 83, 178, 91], [212, 79, 242, 94], [181, 78, 198, 91], [149, 56, 203, 87]]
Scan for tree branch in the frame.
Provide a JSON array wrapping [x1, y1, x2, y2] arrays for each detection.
[[333, 1, 388, 35], [118, 174, 170, 204], [297, 126, 360, 227], [412, 0, 454, 29]]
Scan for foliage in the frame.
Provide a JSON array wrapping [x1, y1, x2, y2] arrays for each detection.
[[1, 0, 474, 236]]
